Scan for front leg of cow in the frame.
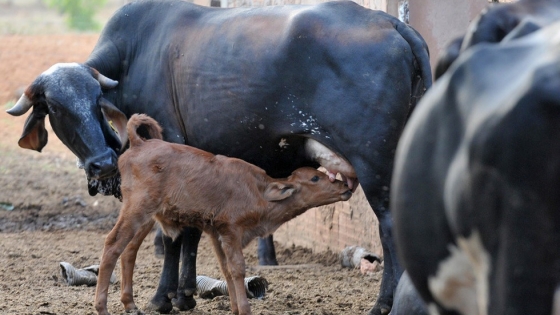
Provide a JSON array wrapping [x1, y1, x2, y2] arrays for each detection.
[[147, 233, 181, 313], [147, 227, 201, 313], [174, 227, 202, 311], [257, 235, 278, 265]]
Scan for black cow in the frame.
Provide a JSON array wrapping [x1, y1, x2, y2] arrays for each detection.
[[392, 20, 560, 315], [7, 1, 431, 314], [435, 0, 560, 79]]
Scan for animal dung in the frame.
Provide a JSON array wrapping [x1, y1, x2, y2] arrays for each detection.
[[59, 262, 116, 286], [196, 275, 269, 299]]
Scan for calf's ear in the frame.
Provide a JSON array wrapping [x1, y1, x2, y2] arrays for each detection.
[[264, 182, 296, 201], [99, 98, 128, 150]]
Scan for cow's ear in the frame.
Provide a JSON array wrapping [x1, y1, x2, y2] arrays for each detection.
[[264, 182, 296, 201], [99, 98, 128, 150], [18, 106, 48, 152]]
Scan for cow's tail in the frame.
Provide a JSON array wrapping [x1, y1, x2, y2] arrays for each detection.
[[126, 113, 164, 148], [395, 22, 433, 117]]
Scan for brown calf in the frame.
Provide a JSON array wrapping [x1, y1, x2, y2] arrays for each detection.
[[94, 114, 353, 315]]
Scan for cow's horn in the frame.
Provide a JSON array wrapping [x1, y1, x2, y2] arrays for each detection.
[[96, 72, 118, 89], [6, 93, 33, 116]]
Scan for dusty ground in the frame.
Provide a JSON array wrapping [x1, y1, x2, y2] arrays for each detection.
[[0, 11, 381, 315]]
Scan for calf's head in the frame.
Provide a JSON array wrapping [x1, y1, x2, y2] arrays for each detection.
[[7, 63, 127, 181], [264, 167, 353, 208]]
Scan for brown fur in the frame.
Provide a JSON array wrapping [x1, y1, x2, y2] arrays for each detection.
[[94, 114, 352, 315]]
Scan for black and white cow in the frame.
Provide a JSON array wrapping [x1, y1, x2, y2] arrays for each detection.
[[392, 19, 560, 315], [7, 1, 431, 314], [435, 0, 560, 79]]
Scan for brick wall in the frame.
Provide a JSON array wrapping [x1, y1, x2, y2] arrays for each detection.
[[219, 0, 388, 11], [273, 186, 382, 258]]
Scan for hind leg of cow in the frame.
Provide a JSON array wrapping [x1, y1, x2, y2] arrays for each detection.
[[355, 164, 402, 315], [257, 235, 278, 265], [173, 227, 202, 311], [370, 205, 403, 315]]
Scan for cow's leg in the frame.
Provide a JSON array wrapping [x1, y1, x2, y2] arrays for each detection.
[[355, 161, 402, 315], [371, 201, 402, 315], [147, 233, 182, 313], [257, 235, 278, 265], [173, 227, 202, 311], [153, 227, 165, 258]]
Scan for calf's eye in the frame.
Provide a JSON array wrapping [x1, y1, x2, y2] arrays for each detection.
[[311, 175, 320, 182]]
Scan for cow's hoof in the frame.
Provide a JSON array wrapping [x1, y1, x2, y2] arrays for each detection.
[[258, 257, 278, 266], [368, 299, 391, 315], [172, 294, 197, 311], [145, 296, 173, 314]]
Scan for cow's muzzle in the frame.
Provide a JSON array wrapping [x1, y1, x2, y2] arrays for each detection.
[[85, 150, 118, 180]]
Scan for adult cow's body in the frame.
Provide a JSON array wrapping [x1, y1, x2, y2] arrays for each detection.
[[393, 21, 560, 314], [7, 1, 431, 314], [434, 0, 560, 79]]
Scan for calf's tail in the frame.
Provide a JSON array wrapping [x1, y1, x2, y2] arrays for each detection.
[[126, 113, 164, 148]]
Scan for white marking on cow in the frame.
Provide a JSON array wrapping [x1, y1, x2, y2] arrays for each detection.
[[427, 303, 440, 315], [553, 287, 560, 315], [279, 138, 289, 148], [42, 62, 80, 76], [428, 231, 490, 315]]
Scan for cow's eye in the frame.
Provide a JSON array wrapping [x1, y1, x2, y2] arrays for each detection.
[[311, 175, 320, 182], [46, 101, 59, 114]]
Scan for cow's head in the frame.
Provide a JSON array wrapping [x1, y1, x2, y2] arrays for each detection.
[[7, 63, 128, 185]]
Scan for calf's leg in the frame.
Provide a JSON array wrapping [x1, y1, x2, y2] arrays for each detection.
[[224, 245, 251, 315], [95, 217, 138, 315], [210, 236, 241, 314], [215, 234, 251, 315], [120, 220, 155, 311]]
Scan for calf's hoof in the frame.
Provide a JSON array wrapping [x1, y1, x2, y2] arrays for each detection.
[[172, 294, 197, 311]]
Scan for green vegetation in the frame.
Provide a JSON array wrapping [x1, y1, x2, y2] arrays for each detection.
[[44, 0, 107, 31]]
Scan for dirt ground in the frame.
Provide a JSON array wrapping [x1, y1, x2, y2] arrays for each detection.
[[0, 30, 380, 315]]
